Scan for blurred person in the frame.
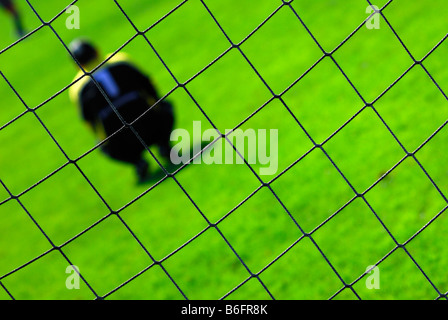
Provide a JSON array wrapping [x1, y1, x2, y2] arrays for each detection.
[[0, 0, 25, 37], [68, 38, 175, 183]]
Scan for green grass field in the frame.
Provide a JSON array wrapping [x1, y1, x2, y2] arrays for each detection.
[[1, 0, 448, 300]]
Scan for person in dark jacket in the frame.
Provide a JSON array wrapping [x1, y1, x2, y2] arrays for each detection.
[[68, 39, 174, 183]]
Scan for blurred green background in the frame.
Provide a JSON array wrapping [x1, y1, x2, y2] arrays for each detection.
[[0, 0, 447, 300]]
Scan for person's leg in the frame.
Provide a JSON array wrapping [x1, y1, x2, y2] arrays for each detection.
[[1, 1, 25, 37], [13, 12, 25, 37], [101, 137, 149, 183], [132, 100, 172, 160], [124, 99, 174, 164], [134, 158, 150, 183]]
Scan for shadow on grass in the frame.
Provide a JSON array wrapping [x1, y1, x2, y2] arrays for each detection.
[[138, 140, 212, 186]]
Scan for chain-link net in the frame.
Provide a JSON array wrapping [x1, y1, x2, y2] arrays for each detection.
[[0, 0, 447, 300]]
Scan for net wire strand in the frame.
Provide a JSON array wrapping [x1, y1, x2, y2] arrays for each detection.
[[0, 280, 14, 300], [0, 0, 446, 300]]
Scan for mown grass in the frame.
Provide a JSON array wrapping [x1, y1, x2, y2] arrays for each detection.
[[0, 0, 447, 300]]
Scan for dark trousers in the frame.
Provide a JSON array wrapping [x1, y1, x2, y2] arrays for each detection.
[[101, 100, 174, 165]]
